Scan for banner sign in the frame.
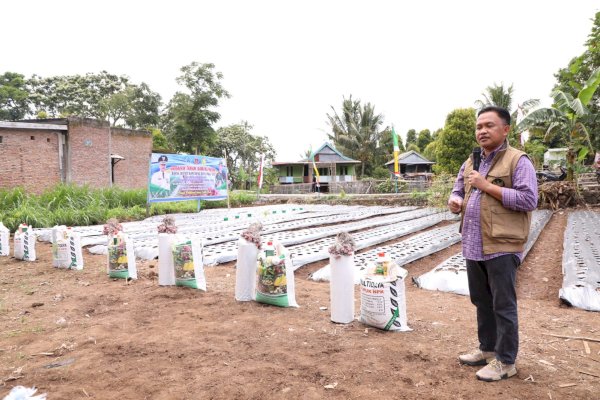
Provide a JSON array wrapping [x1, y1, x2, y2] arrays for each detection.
[[148, 153, 228, 203]]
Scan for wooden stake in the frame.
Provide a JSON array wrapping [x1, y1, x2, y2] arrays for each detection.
[[583, 340, 591, 354], [578, 369, 600, 378], [542, 333, 600, 343]]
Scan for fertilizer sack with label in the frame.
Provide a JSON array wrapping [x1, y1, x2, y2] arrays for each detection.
[[255, 241, 298, 307], [14, 224, 36, 261], [54, 227, 84, 270], [107, 232, 137, 279], [172, 237, 206, 290], [359, 264, 410, 331], [51, 225, 67, 267]]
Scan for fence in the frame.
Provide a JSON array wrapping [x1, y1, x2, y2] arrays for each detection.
[[269, 178, 432, 195]]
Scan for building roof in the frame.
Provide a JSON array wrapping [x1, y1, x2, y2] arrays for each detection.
[[0, 121, 68, 130], [385, 150, 434, 166], [272, 142, 361, 165]]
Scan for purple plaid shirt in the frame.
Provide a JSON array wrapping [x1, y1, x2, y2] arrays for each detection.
[[450, 143, 538, 261]]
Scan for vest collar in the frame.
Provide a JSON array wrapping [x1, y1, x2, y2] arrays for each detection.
[[482, 140, 510, 159]]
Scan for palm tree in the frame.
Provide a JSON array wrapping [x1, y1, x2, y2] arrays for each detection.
[[475, 83, 539, 148], [299, 148, 312, 159], [475, 82, 515, 110], [326, 95, 361, 154], [327, 97, 384, 177], [517, 67, 600, 181]]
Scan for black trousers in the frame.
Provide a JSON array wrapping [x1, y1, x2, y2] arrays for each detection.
[[466, 254, 520, 364]]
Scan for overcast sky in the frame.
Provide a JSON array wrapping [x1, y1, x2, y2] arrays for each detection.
[[3, 1, 599, 161]]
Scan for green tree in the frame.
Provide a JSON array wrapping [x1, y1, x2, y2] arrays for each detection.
[[406, 143, 420, 153], [405, 129, 417, 148], [423, 139, 438, 162], [435, 108, 478, 174], [27, 71, 161, 127], [299, 148, 312, 159], [163, 62, 230, 154], [378, 127, 405, 154], [554, 11, 600, 151], [326, 95, 361, 148], [416, 129, 432, 152], [375, 127, 405, 174], [215, 122, 275, 189], [475, 82, 515, 110], [0, 72, 29, 120], [518, 67, 600, 180], [327, 96, 384, 177], [151, 128, 170, 151]]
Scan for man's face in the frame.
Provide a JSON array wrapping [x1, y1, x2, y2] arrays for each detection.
[[159, 162, 167, 171], [476, 111, 510, 152]]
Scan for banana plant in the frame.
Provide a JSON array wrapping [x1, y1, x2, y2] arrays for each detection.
[[518, 67, 600, 181]]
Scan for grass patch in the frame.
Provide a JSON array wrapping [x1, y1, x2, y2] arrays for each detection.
[[0, 184, 258, 231]]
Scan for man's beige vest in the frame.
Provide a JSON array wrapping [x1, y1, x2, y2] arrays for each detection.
[[460, 143, 532, 254]]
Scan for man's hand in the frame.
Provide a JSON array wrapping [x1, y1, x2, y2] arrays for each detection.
[[448, 196, 463, 214], [467, 171, 503, 201], [467, 171, 489, 191]]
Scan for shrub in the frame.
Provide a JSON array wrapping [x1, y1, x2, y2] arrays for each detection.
[[426, 173, 455, 209]]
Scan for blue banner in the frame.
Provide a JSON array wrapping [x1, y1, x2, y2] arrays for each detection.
[[148, 153, 228, 203]]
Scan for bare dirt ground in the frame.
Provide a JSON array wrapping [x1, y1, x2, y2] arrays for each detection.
[[1, 207, 599, 400]]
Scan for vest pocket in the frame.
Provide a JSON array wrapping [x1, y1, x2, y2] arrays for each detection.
[[486, 170, 510, 188], [490, 207, 527, 240]]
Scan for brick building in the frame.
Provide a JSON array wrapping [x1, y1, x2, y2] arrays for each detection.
[[0, 117, 152, 193]]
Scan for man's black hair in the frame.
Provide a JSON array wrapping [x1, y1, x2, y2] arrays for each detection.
[[477, 106, 511, 126]]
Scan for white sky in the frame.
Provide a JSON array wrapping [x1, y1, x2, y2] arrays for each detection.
[[3, 0, 599, 161]]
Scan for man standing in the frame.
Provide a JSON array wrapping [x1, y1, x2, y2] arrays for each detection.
[[448, 106, 538, 381], [151, 155, 172, 193]]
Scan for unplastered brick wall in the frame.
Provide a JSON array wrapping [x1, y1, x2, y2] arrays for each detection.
[[0, 128, 62, 193], [68, 118, 111, 188], [110, 128, 152, 189]]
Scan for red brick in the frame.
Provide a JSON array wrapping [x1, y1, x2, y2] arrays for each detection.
[[0, 118, 152, 194]]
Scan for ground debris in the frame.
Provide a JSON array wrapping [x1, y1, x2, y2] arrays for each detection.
[[3, 366, 24, 382], [539, 181, 581, 210], [43, 358, 75, 369]]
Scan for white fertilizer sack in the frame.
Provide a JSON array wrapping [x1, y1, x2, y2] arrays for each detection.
[[54, 228, 84, 270], [107, 232, 137, 279], [255, 242, 298, 307], [235, 237, 259, 301], [51, 225, 67, 267], [14, 224, 36, 261], [360, 266, 411, 331], [0, 222, 9, 256], [329, 254, 355, 323], [158, 233, 176, 286]]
